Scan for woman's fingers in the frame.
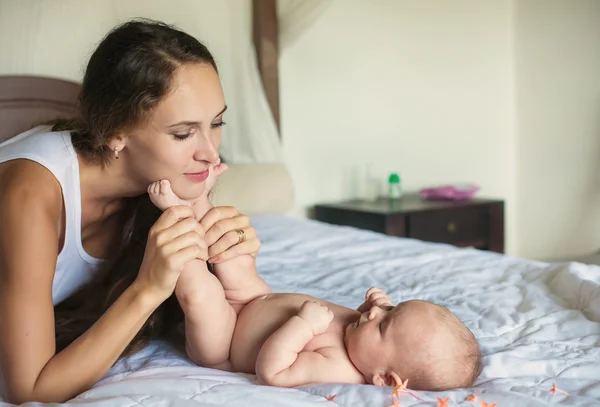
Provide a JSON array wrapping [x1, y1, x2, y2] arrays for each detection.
[[154, 218, 205, 247], [199, 206, 260, 262], [208, 240, 258, 263], [199, 206, 241, 237], [151, 205, 197, 234], [203, 215, 250, 247], [170, 245, 207, 269], [207, 227, 256, 259], [163, 231, 207, 258]]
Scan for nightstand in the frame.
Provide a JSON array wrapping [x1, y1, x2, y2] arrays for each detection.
[[313, 194, 504, 253]]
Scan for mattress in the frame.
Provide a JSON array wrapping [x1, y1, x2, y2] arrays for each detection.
[[2, 214, 599, 406]]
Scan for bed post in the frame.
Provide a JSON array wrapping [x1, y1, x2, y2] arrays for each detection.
[[252, 0, 280, 135]]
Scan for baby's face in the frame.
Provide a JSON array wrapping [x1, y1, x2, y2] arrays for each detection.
[[344, 300, 451, 384], [344, 303, 405, 381]]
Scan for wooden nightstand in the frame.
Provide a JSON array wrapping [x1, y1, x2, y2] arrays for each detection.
[[314, 194, 505, 253]]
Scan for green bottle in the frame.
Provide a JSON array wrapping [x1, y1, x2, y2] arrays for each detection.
[[388, 173, 402, 199]]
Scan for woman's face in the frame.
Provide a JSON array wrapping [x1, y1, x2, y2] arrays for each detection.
[[122, 63, 226, 200]]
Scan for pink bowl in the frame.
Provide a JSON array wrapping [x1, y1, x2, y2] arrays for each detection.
[[418, 184, 479, 201]]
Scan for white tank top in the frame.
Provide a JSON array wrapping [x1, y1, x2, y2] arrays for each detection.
[[0, 125, 104, 305]]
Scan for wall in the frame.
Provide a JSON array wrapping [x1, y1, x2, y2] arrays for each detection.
[[515, 0, 600, 260], [279, 0, 519, 253], [280, 0, 600, 260]]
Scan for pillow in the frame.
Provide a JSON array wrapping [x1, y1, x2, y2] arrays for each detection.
[[211, 163, 294, 215]]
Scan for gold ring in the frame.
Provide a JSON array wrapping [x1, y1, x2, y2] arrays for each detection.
[[235, 229, 247, 244]]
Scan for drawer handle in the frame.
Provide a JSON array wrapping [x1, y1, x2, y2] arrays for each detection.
[[447, 222, 457, 233]]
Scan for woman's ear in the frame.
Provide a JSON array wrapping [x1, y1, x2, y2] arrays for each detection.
[[107, 135, 126, 155]]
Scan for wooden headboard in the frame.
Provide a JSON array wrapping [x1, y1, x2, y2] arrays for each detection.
[[0, 76, 80, 142]]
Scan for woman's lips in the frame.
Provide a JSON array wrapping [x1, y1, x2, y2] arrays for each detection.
[[184, 169, 209, 182]]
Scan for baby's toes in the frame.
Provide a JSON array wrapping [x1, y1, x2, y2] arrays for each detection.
[[159, 180, 172, 196], [148, 181, 159, 196], [214, 163, 229, 176]]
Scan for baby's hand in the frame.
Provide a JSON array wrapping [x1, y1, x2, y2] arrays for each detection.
[[298, 300, 334, 335], [365, 287, 393, 310]]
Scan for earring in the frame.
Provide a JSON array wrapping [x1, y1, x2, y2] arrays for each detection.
[[114, 149, 119, 159]]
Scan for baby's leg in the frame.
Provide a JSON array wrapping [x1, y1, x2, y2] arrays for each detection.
[[178, 265, 236, 370], [149, 180, 236, 368], [188, 170, 271, 313], [210, 253, 271, 314]]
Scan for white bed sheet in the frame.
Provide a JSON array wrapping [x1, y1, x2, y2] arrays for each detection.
[[2, 214, 600, 406]]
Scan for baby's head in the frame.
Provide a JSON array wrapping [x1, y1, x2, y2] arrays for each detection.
[[344, 299, 481, 391]]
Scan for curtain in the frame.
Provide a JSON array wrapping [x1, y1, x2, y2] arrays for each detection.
[[277, 0, 334, 50]]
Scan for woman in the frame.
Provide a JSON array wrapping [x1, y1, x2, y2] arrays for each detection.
[[0, 19, 262, 404]]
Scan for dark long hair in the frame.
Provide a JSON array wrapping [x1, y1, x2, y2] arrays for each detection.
[[53, 18, 218, 355]]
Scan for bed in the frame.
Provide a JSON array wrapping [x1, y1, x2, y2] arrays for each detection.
[[1, 68, 600, 407], [0, 214, 594, 407]]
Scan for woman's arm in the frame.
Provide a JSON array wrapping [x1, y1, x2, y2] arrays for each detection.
[[0, 162, 200, 404], [0, 164, 158, 403]]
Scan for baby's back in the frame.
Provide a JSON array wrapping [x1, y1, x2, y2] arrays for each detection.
[[230, 293, 356, 374]]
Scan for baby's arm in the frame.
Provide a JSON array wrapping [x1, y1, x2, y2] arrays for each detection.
[[356, 287, 394, 313], [255, 301, 352, 387]]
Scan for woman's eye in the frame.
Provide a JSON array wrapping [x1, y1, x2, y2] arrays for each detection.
[[211, 121, 226, 129], [172, 132, 192, 141]]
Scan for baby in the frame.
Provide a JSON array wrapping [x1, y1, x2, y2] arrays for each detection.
[[148, 167, 482, 391]]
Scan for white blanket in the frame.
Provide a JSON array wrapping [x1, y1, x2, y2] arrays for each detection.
[[3, 215, 600, 406]]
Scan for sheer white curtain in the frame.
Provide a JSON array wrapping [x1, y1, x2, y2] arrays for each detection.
[[0, 0, 331, 164], [277, 0, 333, 50]]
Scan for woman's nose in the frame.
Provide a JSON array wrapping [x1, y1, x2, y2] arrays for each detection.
[[193, 133, 220, 164]]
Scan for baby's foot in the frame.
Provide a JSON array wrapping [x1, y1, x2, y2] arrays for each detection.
[[203, 162, 228, 197], [147, 163, 228, 213], [192, 163, 228, 217], [148, 179, 188, 211]]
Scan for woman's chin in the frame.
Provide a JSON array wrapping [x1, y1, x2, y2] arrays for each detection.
[[172, 181, 206, 201]]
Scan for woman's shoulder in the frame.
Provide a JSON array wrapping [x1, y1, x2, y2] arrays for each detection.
[[0, 159, 63, 216]]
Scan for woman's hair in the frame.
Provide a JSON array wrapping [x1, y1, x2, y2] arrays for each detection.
[[53, 18, 218, 356]]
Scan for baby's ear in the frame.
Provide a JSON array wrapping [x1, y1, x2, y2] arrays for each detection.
[[372, 372, 399, 387]]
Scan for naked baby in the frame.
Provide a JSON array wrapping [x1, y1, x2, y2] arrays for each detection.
[[148, 165, 482, 391]]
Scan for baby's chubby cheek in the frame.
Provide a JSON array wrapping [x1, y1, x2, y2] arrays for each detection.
[[346, 331, 373, 362]]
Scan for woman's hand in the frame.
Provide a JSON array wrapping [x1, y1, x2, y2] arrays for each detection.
[[200, 206, 260, 263], [135, 205, 208, 301]]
